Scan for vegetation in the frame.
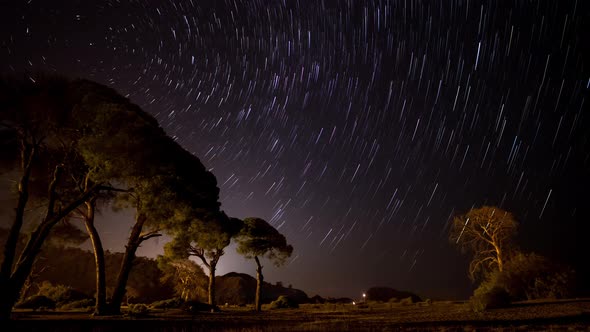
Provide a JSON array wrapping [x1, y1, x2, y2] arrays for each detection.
[[450, 206, 577, 312], [15, 295, 55, 310], [236, 217, 293, 311], [470, 280, 511, 312], [270, 295, 299, 309], [149, 298, 184, 310], [127, 303, 150, 317], [157, 257, 207, 302], [450, 206, 517, 280], [164, 213, 241, 308], [365, 287, 421, 303], [0, 75, 228, 318]]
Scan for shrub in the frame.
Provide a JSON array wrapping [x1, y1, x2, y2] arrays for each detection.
[[470, 285, 511, 312], [270, 295, 299, 309], [150, 298, 184, 309], [16, 295, 56, 310], [37, 282, 89, 304], [387, 297, 399, 303], [496, 252, 575, 301], [400, 297, 414, 305], [59, 299, 95, 310], [181, 300, 217, 313], [127, 303, 150, 317]]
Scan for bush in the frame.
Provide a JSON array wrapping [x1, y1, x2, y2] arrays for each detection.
[[181, 300, 217, 313], [37, 282, 89, 304], [16, 295, 56, 310], [150, 298, 184, 309], [127, 303, 150, 317], [270, 295, 299, 309], [399, 297, 415, 305], [470, 285, 511, 312], [59, 299, 95, 310], [496, 252, 575, 301]]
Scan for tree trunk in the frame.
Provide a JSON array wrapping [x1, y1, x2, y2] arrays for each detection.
[[254, 256, 263, 312], [0, 166, 96, 321], [495, 244, 503, 272], [208, 264, 216, 310], [0, 144, 35, 280], [83, 199, 107, 316], [109, 212, 146, 314], [0, 280, 19, 320]]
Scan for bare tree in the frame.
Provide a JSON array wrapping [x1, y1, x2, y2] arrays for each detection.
[[449, 206, 517, 280]]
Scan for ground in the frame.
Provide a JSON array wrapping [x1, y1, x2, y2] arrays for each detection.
[[6, 299, 590, 331]]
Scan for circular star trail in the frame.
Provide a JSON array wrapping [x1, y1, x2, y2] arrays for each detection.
[[1, 0, 588, 298]]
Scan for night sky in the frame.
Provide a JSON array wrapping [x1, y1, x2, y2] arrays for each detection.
[[1, 0, 588, 300]]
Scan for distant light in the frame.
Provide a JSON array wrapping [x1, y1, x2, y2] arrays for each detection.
[[352, 301, 356, 305], [362, 293, 366, 297]]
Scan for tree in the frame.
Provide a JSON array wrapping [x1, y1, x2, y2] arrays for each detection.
[[157, 256, 207, 301], [492, 251, 575, 300], [449, 206, 517, 280], [107, 136, 222, 314], [165, 212, 240, 309], [0, 76, 105, 319], [0, 75, 223, 318], [236, 217, 293, 311]]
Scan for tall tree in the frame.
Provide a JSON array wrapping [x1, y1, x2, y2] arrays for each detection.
[[449, 206, 518, 280], [165, 213, 240, 309], [236, 218, 293, 311], [0, 76, 221, 318], [0, 76, 102, 319], [107, 136, 222, 314]]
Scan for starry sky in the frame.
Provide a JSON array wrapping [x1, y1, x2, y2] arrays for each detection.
[[1, 0, 588, 300]]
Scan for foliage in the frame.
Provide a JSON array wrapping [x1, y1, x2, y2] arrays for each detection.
[[149, 298, 184, 309], [36, 281, 89, 304], [235, 218, 293, 265], [0, 75, 219, 317], [59, 299, 95, 310], [486, 252, 576, 301], [366, 287, 421, 303], [470, 282, 511, 312], [164, 212, 242, 306], [157, 256, 207, 301], [127, 303, 150, 317], [15, 295, 56, 310], [449, 206, 518, 280], [270, 295, 299, 309], [181, 300, 218, 313], [399, 297, 415, 305]]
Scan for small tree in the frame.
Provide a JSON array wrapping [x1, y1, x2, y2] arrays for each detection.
[[236, 218, 293, 311], [157, 256, 207, 301], [165, 212, 240, 309], [449, 206, 517, 280]]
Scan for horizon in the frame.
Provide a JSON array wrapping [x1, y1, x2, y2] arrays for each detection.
[[1, 0, 588, 303]]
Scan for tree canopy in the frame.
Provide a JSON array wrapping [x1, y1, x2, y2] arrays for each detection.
[[236, 217, 293, 311], [449, 206, 517, 280], [0, 75, 223, 318]]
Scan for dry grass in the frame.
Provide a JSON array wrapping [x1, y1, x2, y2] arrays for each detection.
[[7, 298, 590, 331]]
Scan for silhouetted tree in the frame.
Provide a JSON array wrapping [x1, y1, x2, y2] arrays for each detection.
[[165, 213, 240, 308], [0, 75, 222, 318], [0, 76, 105, 319], [449, 206, 517, 280], [236, 217, 293, 311]]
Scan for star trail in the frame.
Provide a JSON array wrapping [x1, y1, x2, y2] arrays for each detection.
[[1, 0, 588, 298]]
